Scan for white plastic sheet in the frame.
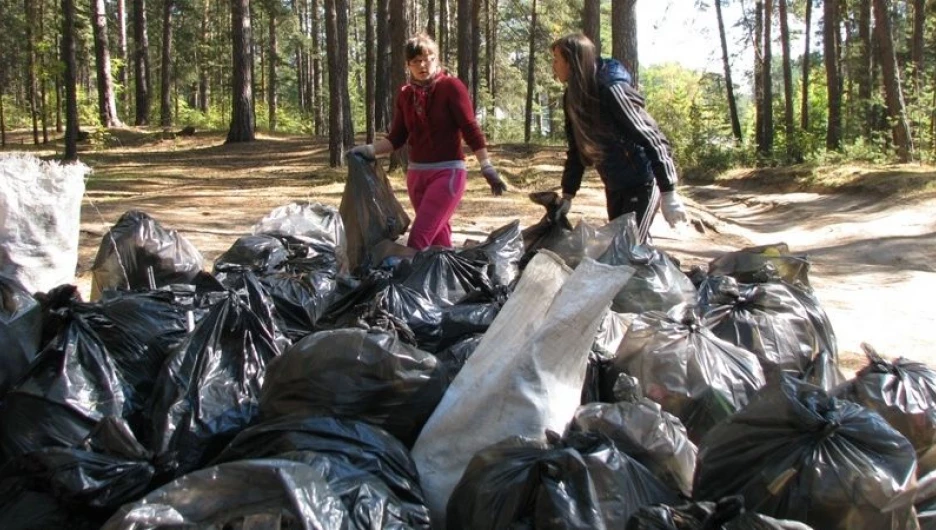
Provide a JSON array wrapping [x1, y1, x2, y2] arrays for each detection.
[[0, 153, 88, 293], [411, 250, 634, 526]]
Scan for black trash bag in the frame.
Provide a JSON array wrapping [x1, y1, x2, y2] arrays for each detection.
[[570, 374, 698, 497], [625, 496, 815, 529], [0, 274, 43, 398], [2, 418, 156, 516], [435, 334, 484, 385], [707, 243, 811, 291], [0, 478, 100, 530], [258, 271, 339, 341], [100, 458, 349, 530], [446, 431, 679, 530], [0, 309, 127, 468], [698, 275, 839, 382], [459, 220, 524, 289], [436, 302, 500, 353], [211, 415, 431, 527], [604, 305, 766, 443], [402, 248, 494, 307], [694, 374, 919, 530], [213, 233, 289, 275], [918, 470, 936, 530], [147, 273, 285, 476], [597, 214, 696, 314], [520, 191, 574, 268], [90, 210, 205, 300], [75, 290, 193, 433], [341, 154, 411, 274], [259, 328, 447, 447], [836, 344, 936, 475], [249, 201, 349, 274], [582, 312, 633, 404], [316, 270, 443, 349]]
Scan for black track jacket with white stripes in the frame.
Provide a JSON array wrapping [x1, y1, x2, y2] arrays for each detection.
[[560, 58, 678, 198]]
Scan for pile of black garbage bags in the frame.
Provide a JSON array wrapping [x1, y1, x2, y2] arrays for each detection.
[[0, 155, 933, 530]]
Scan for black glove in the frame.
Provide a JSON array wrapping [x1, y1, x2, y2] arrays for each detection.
[[480, 161, 507, 196], [552, 195, 572, 223]]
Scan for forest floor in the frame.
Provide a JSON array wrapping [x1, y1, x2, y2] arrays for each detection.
[[5, 126, 936, 376]]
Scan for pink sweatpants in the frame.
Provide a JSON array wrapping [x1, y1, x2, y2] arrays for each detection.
[[406, 166, 467, 250]]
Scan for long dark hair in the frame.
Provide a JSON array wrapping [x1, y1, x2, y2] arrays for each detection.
[[551, 33, 605, 166]]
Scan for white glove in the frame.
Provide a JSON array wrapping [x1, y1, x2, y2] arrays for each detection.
[[346, 144, 375, 160], [660, 191, 688, 227]]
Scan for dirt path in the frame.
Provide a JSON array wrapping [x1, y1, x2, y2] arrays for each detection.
[[63, 134, 935, 375]]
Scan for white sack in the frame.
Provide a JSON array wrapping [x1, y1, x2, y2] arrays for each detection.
[[411, 250, 634, 526], [0, 153, 88, 293]]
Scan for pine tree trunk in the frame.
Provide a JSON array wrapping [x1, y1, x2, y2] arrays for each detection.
[[25, 0, 39, 144], [312, 0, 323, 135], [800, 0, 812, 131], [160, 0, 174, 127], [754, 1, 765, 153], [778, 0, 798, 161], [872, 0, 912, 162], [857, 0, 872, 138], [427, 0, 435, 37], [761, 0, 774, 154], [456, 0, 471, 87], [226, 0, 256, 143], [93, 0, 123, 127], [470, 0, 480, 108], [823, 0, 842, 150], [523, 0, 536, 143], [133, 0, 151, 125], [62, 0, 79, 161], [268, 7, 278, 131], [611, 0, 638, 86], [117, 0, 130, 116], [375, 0, 390, 132], [198, 0, 210, 113], [582, 0, 599, 56], [388, 0, 406, 172], [324, 0, 349, 165], [715, 0, 742, 144], [365, 0, 375, 141]]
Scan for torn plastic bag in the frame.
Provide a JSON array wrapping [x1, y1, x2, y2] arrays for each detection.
[[0, 274, 43, 398], [90, 210, 205, 300], [211, 415, 431, 527], [597, 214, 696, 314], [2, 418, 156, 515], [251, 201, 349, 274], [694, 374, 919, 530], [699, 275, 839, 382], [435, 334, 484, 386], [458, 220, 524, 289], [341, 154, 411, 274], [412, 252, 634, 524], [0, 310, 127, 468], [836, 344, 936, 476], [0, 153, 87, 294], [625, 496, 815, 529], [570, 374, 697, 497], [707, 243, 811, 291], [402, 248, 494, 307], [604, 304, 766, 443], [446, 431, 678, 530], [259, 328, 447, 447], [316, 270, 443, 349], [147, 273, 285, 476], [100, 458, 348, 530]]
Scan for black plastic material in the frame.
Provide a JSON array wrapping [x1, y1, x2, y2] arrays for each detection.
[[0, 274, 42, 398], [694, 375, 919, 530], [90, 210, 204, 300], [625, 496, 815, 529], [340, 154, 411, 274], [446, 431, 679, 529], [259, 328, 446, 447]]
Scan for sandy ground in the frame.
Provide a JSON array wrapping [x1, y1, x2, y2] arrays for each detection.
[[38, 133, 931, 375]]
